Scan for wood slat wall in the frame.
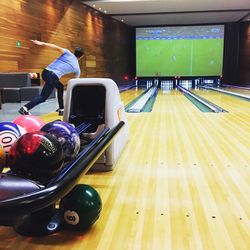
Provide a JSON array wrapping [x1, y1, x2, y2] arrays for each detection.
[[0, 0, 134, 85]]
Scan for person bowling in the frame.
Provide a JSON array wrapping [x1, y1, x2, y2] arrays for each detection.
[[19, 40, 84, 116]]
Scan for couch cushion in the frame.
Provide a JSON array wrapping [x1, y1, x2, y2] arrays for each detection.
[[3, 88, 21, 102], [0, 73, 31, 88]]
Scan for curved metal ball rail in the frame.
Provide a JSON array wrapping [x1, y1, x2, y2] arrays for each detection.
[[0, 121, 125, 226]]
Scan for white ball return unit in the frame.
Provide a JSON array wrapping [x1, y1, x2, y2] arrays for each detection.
[[63, 78, 129, 171]]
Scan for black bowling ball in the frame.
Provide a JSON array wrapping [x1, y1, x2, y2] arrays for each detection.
[[9, 131, 64, 183]]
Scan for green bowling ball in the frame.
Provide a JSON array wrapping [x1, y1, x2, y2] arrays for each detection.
[[60, 184, 102, 230]]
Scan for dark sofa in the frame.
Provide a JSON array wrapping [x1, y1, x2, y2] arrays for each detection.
[[0, 72, 55, 103]]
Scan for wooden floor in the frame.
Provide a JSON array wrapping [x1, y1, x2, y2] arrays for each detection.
[[0, 87, 249, 250]]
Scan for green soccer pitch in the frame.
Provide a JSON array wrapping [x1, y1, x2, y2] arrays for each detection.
[[136, 38, 224, 77]]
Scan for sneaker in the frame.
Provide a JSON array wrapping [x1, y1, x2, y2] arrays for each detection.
[[58, 109, 64, 116], [18, 106, 31, 115]]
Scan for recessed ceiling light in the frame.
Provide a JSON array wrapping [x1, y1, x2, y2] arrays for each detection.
[[99, 7, 102, 10], [121, 19, 124, 22], [93, 4, 95, 7], [104, 10, 107, 13]]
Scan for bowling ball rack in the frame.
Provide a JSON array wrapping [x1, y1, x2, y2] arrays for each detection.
[[0, 121, 125, 236]]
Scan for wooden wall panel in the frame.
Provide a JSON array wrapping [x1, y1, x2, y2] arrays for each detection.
[[0, 0, 134, 85]]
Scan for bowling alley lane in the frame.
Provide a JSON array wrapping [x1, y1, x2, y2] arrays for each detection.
[[78, 86, 249, 250], [220, 86, 250, 96], [120, 87, 146, 106], [190, 87, 250, 113]]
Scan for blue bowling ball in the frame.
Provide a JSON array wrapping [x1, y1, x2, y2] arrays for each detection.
[[41, 121, 80, 161], [0, 122, 26, 166]]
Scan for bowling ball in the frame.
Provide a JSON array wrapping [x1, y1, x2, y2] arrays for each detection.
[[0, 145, 5, 172], [41, 120, 80, 161], [0, 122, 26, 166], [9, 131, 64, 183], [60, 184, 102, 230], [29, 72, 34, 79], [13, 115, 45, 133]]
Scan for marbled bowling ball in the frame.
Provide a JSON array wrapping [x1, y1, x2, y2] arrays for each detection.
[[9, 131, 64, 183], [0, 122, 26, 166], [41, 120, 80, 161]]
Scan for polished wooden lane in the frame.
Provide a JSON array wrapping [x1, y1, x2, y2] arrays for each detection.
[[220, 87, 250, 96], [192, 88, 250, 112], [0, 88, 249, 250], [120, 87, 146, 105]]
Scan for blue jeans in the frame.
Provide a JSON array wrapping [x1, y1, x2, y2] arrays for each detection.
[[25, 69, 64, 110]]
